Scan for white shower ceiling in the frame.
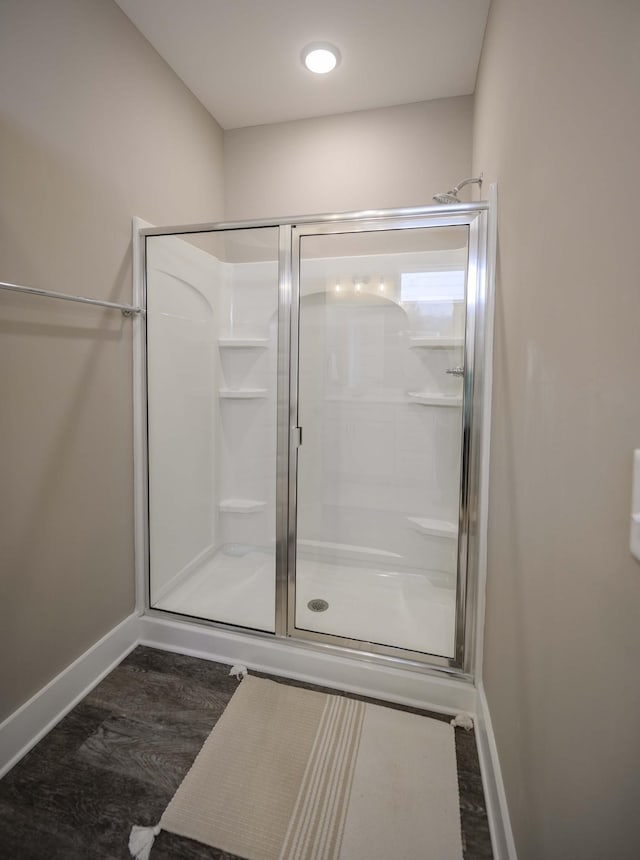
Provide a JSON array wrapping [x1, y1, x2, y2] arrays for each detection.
[[114, 0, 490, 130]]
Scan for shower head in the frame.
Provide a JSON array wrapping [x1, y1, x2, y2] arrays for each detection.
[[433, 174, 483, 205], [433, 192, 461, 204]]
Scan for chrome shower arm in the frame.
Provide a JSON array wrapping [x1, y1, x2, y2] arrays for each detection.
[[452, 176, 483, 195]]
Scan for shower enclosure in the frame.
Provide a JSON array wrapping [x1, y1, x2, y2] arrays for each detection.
[[141, 204, 490, 674]]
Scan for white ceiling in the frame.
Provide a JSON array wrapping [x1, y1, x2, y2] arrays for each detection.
[[114, 0, 490, 130]]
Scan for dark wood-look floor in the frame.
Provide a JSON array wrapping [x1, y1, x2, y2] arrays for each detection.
[[0, 646, 493, 859]]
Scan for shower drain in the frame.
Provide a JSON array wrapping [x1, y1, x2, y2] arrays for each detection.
[[307, 598, 329, 613]]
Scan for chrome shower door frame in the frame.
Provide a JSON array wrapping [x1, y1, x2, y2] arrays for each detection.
[[287, 209, 489, 674], [138, 203, 490, 680]]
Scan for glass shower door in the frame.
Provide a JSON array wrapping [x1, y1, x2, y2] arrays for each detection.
[[146, 227, 280, 632], [292, 224, 470, 659]]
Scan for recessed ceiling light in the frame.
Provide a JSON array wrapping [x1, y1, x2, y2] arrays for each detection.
[[301, 43, 341, 75]]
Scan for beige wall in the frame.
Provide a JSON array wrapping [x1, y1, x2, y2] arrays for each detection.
[[473, 0, 640, 857], [0, 0, 224, 720], [224, 97, 472, 219]]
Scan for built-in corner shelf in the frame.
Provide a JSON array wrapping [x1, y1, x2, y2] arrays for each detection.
[[407, 392, 462, 407], [219, 388, 268, 399], [409, 336, 464, 349], [219, 498, 266, 513], [407, 516, 458, 539], [218, 337, 269, 348]]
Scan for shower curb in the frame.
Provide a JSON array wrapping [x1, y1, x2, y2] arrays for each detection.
[[138, 614, 477, 715]]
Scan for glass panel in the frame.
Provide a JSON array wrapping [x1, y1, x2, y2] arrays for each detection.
[[146, 228, 279, 632], [295, 226, 469, 657]]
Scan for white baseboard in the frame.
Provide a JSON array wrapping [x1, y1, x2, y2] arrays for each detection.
[[475, 682, 518, 859], [0, 613, 140, 778], [138, 614, 478, 715]]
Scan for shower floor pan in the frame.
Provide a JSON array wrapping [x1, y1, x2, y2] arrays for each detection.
[[152, 546, 456, 658]]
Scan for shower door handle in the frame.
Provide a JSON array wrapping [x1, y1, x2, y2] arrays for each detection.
[[446, 367, 465, 377], [292, 426, 303, 448]]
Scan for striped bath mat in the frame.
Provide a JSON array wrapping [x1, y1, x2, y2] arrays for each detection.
[[129, 675, 463, 860]]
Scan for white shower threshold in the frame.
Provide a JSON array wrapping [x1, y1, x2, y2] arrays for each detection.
[[152, 546, 456, 658]]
